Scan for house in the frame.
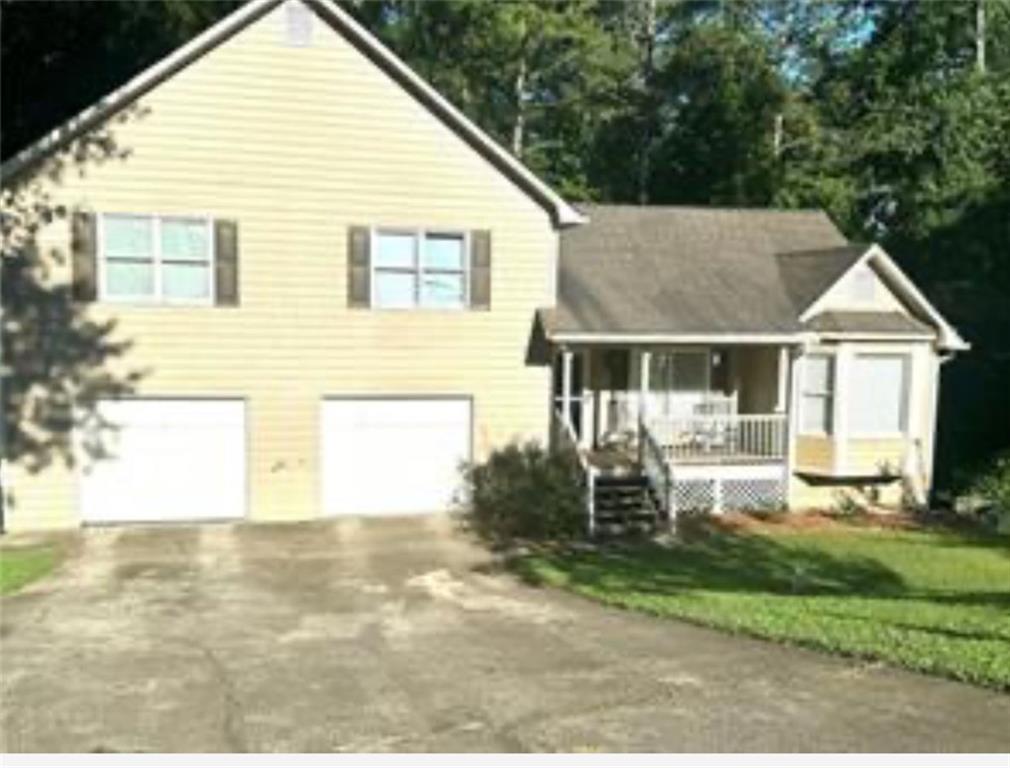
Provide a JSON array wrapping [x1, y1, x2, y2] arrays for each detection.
[[0, 0, 966, 532]]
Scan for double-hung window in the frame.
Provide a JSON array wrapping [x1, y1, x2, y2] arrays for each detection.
[[373, 229, 467, 309], [801, 354, 834, 435], [100, 214, 213, 304]]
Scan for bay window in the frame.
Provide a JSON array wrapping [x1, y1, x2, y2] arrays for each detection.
[[849, 354, 909, 436], [801, 354, 834, 435]]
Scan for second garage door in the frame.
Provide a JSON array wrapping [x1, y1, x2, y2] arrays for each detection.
[[321, 398, 471, 516], [80, 399, 247, 524]]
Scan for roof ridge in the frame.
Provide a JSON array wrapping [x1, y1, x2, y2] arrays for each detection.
[[573, 202, 830, 215]]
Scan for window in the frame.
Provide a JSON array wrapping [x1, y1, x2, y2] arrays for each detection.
[[102, 215, 154, 299], [373, 230, 467, 309], [801, 354, 834, 434], [101, 214, 213, 304], [849, 354, 908, 435]]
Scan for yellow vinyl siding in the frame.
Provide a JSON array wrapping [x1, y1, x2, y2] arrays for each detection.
[[788, 474, 903, 511], [795, 435, 833, 474], [4, 4, 556, 529], [846, 438, 906, 476]]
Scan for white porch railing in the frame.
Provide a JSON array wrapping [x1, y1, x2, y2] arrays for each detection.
[[649, 413, 787, 464], [551, 407, 598, 537]]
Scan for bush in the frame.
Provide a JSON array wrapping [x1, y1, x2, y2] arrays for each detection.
[[460, 441, 586, 543], [967, 451, 1010, 533]]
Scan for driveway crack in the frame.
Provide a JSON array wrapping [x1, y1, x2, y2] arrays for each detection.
[[194, 643, 248, 752]]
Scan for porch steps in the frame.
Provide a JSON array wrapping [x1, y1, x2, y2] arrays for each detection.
[[593, 475, 660, 536]]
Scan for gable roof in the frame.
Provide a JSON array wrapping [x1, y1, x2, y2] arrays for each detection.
[[548, 204, 847, 338], [0, 0, 583, 228], [776, 244, 868, 315], [547, 205, 967, 350]]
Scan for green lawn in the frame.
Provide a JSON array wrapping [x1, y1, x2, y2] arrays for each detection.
[[515, 518, 1010, 690], [0, 545, 60, 595]]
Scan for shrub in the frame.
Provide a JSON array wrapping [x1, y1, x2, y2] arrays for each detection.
[[460, 441, 586, 543], [967, 451, 1010, 533]]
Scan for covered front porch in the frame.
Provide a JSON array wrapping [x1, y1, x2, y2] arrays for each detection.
[[550, 343, 794, 524], [553, 344, 791, 465]]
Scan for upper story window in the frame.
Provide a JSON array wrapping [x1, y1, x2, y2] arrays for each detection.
[[100, 214, 213, 305], [373, 230, 467, 309], [849, 354, 908, 436], [801, 353, 834, 435]]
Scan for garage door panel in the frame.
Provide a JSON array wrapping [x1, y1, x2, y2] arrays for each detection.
[[80, 399, 246, 524], [321, 398, 470, 517]]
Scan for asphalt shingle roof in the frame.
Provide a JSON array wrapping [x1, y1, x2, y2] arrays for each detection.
[[549, 205, 864, 336], [803, 311, 934, 336]]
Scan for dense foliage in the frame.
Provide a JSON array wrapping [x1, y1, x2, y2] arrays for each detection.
[[460, 442, 586, 542], [2, 0, 1008, 490], [967, 451, 1010, 530]]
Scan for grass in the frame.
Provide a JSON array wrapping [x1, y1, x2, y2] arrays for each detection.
[[0, 545, 60, 595], [514, 516, 1010, 690]]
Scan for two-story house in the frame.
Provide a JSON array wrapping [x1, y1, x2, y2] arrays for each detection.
[[1, 0, 966, 531]]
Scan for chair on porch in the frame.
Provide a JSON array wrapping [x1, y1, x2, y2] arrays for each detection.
[[691, 393, 739, 458]]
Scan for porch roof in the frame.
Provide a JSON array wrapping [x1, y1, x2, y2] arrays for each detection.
[[549, 204, 857, 338], [802, 310, 934, 337]]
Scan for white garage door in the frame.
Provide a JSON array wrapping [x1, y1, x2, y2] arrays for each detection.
[[321, 398, 471, 516], [80, 399, 246, 524]]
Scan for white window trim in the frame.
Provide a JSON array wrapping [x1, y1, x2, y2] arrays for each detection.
[[799, 351, 835, 437], [848, 352, 910, 439], [97, 213, 216, 307], [369, 227, 470, 311]]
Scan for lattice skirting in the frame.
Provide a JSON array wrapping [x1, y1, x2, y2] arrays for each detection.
[[670, 468, 786, 515]]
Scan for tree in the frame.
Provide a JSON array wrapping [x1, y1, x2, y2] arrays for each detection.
[[1, 111, 148, 528], [648, 20, 788, 205], [1, 0, 239, 161]]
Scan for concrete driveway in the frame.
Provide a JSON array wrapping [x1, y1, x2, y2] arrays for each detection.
[[2, 516, 1008, 753]]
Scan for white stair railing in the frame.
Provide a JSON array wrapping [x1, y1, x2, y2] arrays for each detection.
[[640, 420, 673, 517]]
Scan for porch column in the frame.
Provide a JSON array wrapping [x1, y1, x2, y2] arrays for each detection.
[[775, 346, 789, 413], [561, 347, 574, 427], [580, 348, 593, 449], [832, 344, 853, 475], [638, 349, 652, 426]]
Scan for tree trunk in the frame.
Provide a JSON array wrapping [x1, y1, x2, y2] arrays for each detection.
[[511, 50, 527, 158], [773, 112, 784, 159], [637, 0, 657, 205], [976, 0, 987, 74]]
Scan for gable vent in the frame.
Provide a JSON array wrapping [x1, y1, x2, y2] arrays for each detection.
[[284, 1, 313, 47]]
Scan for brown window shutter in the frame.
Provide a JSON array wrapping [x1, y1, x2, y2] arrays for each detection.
[[347, 225, 371, 308], [71, 211, 98, 302], [469, 230, 491, 310], [214, 219, 240, 306]]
